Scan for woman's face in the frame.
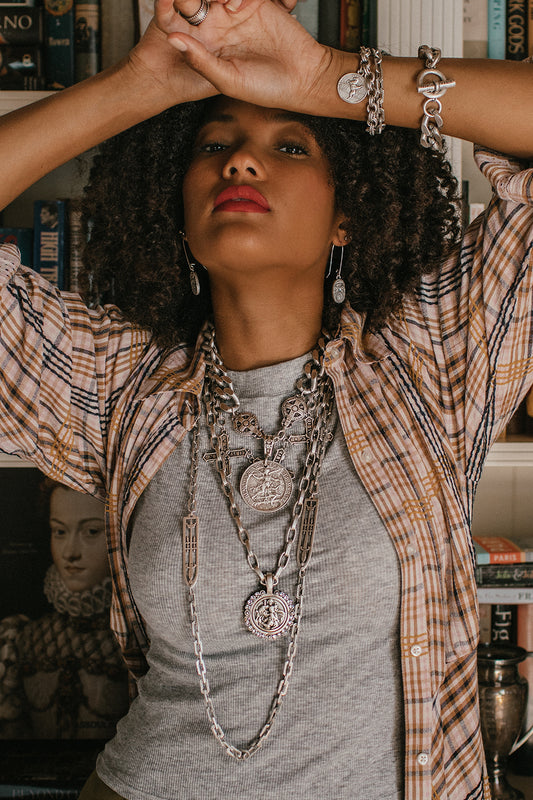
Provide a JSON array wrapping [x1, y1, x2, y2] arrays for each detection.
[[49, 487, 108, 593], [182, 98, 346, 283]]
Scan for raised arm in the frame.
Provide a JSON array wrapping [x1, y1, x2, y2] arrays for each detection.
[[0, 0, 225, 211], [169, 0, 533, 159]]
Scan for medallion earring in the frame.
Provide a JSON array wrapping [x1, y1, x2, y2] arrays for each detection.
[[328, 244, 346, 305], [180, 232, 201, 297]]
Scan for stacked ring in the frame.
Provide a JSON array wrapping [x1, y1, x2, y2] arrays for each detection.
[[180, 0, 210, 26]]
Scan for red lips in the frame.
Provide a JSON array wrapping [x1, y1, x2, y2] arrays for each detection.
[[213, 185, 270, 214]]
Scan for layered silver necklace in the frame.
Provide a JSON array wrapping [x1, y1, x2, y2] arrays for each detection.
[[182, 324, 335, 758]]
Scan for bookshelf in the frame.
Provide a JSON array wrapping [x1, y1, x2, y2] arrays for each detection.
[[0, 1, 532, 794]]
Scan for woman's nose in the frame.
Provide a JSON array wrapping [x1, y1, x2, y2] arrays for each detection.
[[63, 531, 82, 561], [221, 147, 264, 180]]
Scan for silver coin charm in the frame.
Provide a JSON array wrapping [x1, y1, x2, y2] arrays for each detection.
[[240, 460, 293, 512], [244, 589, 295, 639], [332, 278, 346, 305], [337, 72, 369, 104]]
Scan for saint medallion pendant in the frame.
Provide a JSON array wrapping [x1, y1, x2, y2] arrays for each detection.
[[244, 583, 295, 639], [240, 460, 293, 513]]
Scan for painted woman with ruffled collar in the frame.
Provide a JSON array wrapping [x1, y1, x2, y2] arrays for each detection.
[[0, 481, 129, 739]]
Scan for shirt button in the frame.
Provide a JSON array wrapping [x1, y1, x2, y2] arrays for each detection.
[[361, 448, 372, 463], [417, 753, 429, 766], [411, 645, 422, 657], [406, 544, 416, 556]]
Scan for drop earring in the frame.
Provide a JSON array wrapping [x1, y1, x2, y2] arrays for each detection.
[[180, 232, 201, 297], [329, 244, 346, 305]]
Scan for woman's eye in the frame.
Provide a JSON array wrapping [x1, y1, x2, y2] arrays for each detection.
[[82, 525, 104, 539], [51, 527, 66, 537], [199, 141, 228, 154], [278, 142, 310, 156]]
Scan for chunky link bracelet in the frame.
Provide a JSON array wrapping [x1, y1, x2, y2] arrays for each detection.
[[337, 47, 385, 135], [417, 45, 456, 152]]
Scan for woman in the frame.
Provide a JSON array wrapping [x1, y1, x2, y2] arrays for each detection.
[[0, 480, 129, 740], [0, 1, 532, 797]]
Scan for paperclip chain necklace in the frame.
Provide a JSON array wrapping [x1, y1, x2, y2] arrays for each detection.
[[181, 326, 335, 758]]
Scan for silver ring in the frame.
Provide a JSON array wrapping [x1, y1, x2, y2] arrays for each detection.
[[181, 0, 209, 25]]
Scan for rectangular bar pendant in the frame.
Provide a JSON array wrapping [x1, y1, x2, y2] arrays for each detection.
[[297, 497, 319, 568], [183, 514, 199, 587]]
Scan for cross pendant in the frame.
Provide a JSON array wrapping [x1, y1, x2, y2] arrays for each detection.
[[203, 431, 251, 475]]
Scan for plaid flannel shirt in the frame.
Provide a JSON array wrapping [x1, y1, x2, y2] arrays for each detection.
[[1, 146, 532, 799]]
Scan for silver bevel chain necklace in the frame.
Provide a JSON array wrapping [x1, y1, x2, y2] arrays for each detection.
[[182, 323, 335, 759]]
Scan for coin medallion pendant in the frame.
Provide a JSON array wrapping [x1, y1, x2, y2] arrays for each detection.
[[240, 460, 293, 513], [244, 589, 295, 639]]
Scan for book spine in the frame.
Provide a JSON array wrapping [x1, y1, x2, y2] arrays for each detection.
[[68, 203, 83, 293], [361, 0, 377, 47], [478, 587, 533, 603], [44, 0, 75, 90], [0, 43, 43, 89], [463, 0, 489, 58], [0, 0, 36, 5], [0, 6, 42, 45], [506, 0, 528, 58], [74, 0, 100, 81], [476, 563, 533, 585], [318, 0, 340, 47], [340, 0, 362, 51], [488, 0, 507, 58], [490, 603, 518, 642], [33, 200, 69, 289], [529, 0, 533, 54]]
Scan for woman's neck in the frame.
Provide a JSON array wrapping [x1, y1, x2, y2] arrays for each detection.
[[210, 279, 324, 371]]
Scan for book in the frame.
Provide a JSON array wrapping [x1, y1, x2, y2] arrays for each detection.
[[340, 0, 361, 51], [490, 603, 518, 641], [0, 5, 42, 45], [529, 0, 533, 54], [473, 534, 533, 564], [33, 199, 69, 289], [74, 0, 100, 81], [476, 562, 533, 585], [0, 226, 33, 266], [478, 586, 533, 603], [488, 0, 507, 58], [0, 43, 43, 89], [68, 200, 83, 292], [0, 1, 37, 5], [506, 0, 528, 59], [291, 0, 319, 40], [318, 0, 340, 46], [361, 0, 377, 48], [463, 0, 488, 57], [44, 0, 75, 90]]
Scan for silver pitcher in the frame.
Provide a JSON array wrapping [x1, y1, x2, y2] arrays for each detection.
[[478, 643, 533, 800]]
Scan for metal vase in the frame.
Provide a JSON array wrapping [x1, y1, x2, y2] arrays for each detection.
[[478, 643, 529, 800]]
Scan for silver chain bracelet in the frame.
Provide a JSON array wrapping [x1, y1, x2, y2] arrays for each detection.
[[337, 46, 385, 135], [417, 45, 456, 152]]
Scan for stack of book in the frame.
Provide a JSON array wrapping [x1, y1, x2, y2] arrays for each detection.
[[0, 197, 83, 289], [0, 0, 43, 89], [475, 533, 533, 773], [0, 0, 101, 91], [290, 0, 377, 50], [464, 0, 533, 60]]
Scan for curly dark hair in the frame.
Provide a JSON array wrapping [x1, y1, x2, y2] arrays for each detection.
[[80, 97, 461, 348]]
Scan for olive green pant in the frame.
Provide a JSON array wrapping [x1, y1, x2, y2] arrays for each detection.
[[78, 771, 126, 800]]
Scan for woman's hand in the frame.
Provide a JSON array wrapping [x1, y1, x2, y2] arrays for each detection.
[[165, 0, 332, 114], [126, 0, 301, 108]]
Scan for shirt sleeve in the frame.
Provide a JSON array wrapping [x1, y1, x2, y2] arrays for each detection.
[[0, 243, 151, 497], [406, 148, 533, 482]]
